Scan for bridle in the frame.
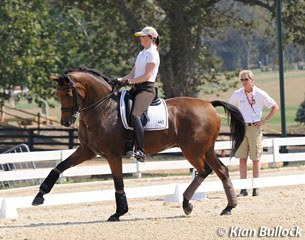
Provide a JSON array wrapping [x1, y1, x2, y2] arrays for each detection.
[[57, 74, 115, 120]]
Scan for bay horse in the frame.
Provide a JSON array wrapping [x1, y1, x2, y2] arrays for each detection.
[[32, 67, 245, 221]]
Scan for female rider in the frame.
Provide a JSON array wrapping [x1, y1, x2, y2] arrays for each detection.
[[119, 26, 160, 162]]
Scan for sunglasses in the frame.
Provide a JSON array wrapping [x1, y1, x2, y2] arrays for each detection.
[[240, 78, 249, 81]]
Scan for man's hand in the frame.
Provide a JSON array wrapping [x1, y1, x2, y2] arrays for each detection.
[[254, 120, 267, 127]]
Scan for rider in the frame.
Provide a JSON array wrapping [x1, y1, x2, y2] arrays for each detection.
[[118, 26, 160, 162]]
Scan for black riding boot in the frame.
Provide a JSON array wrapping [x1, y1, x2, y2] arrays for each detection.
[[125, 130, 135, 157], [132, 116, 145, 162]]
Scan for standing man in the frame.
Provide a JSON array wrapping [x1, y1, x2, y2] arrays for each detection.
[[229, 70, 279, 197]]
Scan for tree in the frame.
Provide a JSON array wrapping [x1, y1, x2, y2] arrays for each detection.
[[234, 0, 305, 46], [0, 0, 83, 104], [295, 99, 305, 125], [115, 0, 239, 97], [1, 0, 304, 102]]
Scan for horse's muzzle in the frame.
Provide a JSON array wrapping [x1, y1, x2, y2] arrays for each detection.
[[61, 117, 76, 127]]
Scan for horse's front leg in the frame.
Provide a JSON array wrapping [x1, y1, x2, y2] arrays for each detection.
[[32, 146, 96, 206], [107, 156, 128, 222]]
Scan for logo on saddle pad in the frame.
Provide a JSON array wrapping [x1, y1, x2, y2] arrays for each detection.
[[120, 90, 169, 131]]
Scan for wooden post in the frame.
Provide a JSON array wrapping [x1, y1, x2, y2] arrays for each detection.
[[0, 102, 4, 123], [28, 129, 34, 151], [68, 129, 74, 149], [37, 113, 41, 133]]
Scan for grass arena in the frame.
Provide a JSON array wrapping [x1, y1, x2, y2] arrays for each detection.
[[1, 166, 305, 240]]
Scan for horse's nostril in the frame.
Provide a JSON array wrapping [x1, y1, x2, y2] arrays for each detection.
[[61, 120, 71, 127]]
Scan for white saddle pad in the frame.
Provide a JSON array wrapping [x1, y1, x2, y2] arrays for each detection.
[[119, 90, 169, 131]]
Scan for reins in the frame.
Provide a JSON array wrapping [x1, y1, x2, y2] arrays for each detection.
[[80, 91, 115, 113]]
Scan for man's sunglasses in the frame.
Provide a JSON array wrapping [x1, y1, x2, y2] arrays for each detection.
[[240, 78, 249, 81]]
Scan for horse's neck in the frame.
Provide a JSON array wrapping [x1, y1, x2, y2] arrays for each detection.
[[79, 94, 119, 132], [81, 80, 112, 109]]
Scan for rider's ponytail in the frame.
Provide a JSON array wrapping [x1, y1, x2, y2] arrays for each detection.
[[153, 36, 160, 51]]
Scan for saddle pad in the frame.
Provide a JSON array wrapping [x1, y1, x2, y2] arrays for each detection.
[[120, 90, 169, 131]]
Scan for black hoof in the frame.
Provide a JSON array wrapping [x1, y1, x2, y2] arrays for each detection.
[[220, 206, 234, 216], [183, 202, 193, 216], [107, 213, 121, 222], [32, 194, 45, 206]]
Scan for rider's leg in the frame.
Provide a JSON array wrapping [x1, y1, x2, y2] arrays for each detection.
[[130, 86, 155, 162], [131, 115, 145, 161], [125, 130, 135, 156]]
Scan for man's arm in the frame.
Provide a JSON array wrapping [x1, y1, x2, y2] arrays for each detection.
[[255, 103, 279, 127], [264, 103, 279, 123]]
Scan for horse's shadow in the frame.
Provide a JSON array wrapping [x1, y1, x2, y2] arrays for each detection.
[[0, 215, 188, 229]]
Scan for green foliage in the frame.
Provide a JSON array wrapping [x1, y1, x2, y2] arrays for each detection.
[[282, 0, 305, 45], [0, 0, 304, 103], [0, 0, 83, 104], [295, 99, 305, 125]]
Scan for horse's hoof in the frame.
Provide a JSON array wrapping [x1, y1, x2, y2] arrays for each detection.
[[32, 195, 44, 206], [183, 202, 193, 216], [220, 209, 231, 215], [220, 206, 234, 216], [107, 214, 120, 222]]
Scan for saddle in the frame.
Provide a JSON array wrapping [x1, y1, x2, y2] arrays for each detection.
[[119, 88, 168, 131], [124, 88, 161, 127]]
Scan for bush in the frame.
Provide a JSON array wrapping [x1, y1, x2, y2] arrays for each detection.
[[295, 99, 305, 124]]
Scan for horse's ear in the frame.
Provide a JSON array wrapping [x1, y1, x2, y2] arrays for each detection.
[[51, 76, 59, 82]]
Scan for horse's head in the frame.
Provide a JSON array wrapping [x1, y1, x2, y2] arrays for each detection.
[[52, 74, 80, 127], [52, 68, 114, 127]]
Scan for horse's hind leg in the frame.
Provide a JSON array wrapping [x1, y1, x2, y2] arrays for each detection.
[[205, 148, 237, 215], [32, 146, 96, 206], [182, 160, 212, 215]]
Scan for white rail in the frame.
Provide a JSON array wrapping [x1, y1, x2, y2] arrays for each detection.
[[1, 137, 304, 181], [0, 137, 304, 219]]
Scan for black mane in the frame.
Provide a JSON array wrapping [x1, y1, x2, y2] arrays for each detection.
[[64, 67, 112, 84]]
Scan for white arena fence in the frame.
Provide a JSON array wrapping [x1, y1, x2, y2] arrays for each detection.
[[0, 137, 305, 219]]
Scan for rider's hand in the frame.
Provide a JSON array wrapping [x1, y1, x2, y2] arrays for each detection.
[[117, 79, 129, 87]]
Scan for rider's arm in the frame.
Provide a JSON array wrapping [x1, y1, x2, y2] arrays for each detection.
[[128, 62, 155, 84], [119, 67, 135, 81]]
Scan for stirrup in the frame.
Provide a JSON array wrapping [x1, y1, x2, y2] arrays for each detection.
[[133, 150, 145, 162], [126, 150, 135, 158]]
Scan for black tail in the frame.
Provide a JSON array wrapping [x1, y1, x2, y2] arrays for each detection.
[[211, 100, 245, 156]]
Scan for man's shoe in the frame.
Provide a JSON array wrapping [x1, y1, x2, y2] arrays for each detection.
[[252, 188, 259, 196], [237, 189, 248, 197], [133, 149, 145, 162]]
